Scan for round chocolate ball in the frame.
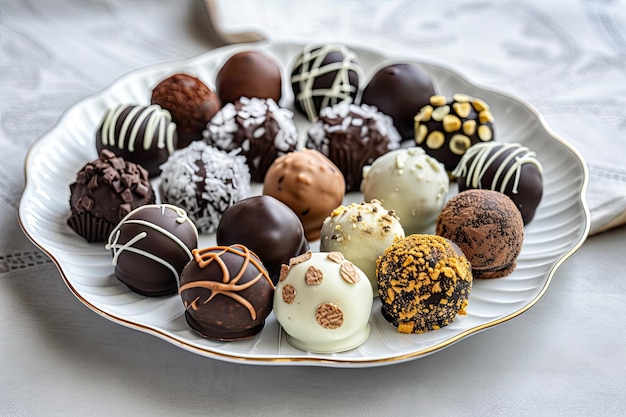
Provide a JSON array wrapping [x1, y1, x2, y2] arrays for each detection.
[[151, 73, 221, 149], [215, 50, 282, 104], [216, 195, 309, 284], [179, 245, 274, 341], [361, 63, 436, 139]]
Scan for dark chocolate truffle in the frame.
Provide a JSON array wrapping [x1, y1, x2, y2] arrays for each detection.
[[67, 149, 155, 242], [106, 204, 198, 296], [216, 195, 309, 284], [305, 102, 401, 191], [95, 104, 177, 177], [215, 50, 282, 104], [361, 63, 435, 139], [179, 245, 274, 341], [452, 142, 543, 224], [436, 189, 524, 279], [415, 94, 495, 173], [158, 141, 251, 234], [203, 97, 298, 182], [290, 44, 363, 121], [151, 73, 221, 149]]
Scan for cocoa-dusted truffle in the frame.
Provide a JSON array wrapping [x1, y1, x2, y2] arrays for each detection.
[[159, 141, 251, 234], [95, 104, 177, 177], [215, 50, 282, 104], [377, 234, 473, 334], [262, 149, 346, 241], [151, 73, 221, 149], [436, 189, 524, 279], [216, 195, 309, 284], [415, 94, 495, 173], [305, 102, 401, 191], [179, 244, 274, 341], [106, 204, 198, 296], [290, 44, 364, 121], [203, 97, 298, 182], [452, 142, 543, 224], [361, 63, 435, 139], [67, 149, 155, 242]]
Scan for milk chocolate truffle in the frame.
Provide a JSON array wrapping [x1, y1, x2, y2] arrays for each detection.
[[159, 141, 251, 234], [273, 251, 373, 353], [305, 102, 401, 191], [452, 142, 543, 224], [106, 204, 198, 296], [215, 50, 282, 104], [377, 234, 472, 334], [151, 73, 221, 149], [262, 149, 346, 241], [290, 44, 364, 121], [179, 245, 274, 340], [67, 149, 155, 242], [361, 63, 436, 139], [415, 94, 495, 173], [436, 189, 524, 279], [203, 97, 298, 182], [96, 104, 177, 177], [320, 200, 405, 291], [216, 195, 309, 284]]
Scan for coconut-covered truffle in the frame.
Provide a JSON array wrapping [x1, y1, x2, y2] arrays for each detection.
[[305, 102, 401, 191], [67, 149, 155, 242], [159, 141, 250, 234], [436, 189, 524, 279], [452, 142, 543, 224], [203, 97, 298, 182], [151, 73, 221, 149], [415, 94, 495, 173], [95, 104, 177, 177], [377, 234, 473, 334], [290, 43, 364, 121]]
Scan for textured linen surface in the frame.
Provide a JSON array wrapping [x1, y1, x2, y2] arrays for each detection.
[[1, 1, 625, 416]]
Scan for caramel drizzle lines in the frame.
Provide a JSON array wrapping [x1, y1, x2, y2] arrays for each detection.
[[179, 245, 273, 320]]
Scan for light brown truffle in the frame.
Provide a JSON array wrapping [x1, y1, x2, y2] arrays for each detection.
[[436, 189, 524, 279]]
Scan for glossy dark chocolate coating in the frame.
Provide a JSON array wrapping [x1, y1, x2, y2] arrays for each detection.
[[215, 51, 282, 104], [361, 63, 435, 139], [216, 195, 309, 284]]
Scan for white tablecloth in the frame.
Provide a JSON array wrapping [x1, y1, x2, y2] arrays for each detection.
[[1, 0, 625, 415]]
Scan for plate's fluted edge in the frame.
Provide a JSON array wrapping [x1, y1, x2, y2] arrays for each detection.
[[17, 41, 591, 368]]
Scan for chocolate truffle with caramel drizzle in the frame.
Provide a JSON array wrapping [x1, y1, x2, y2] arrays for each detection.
[[179, 245, 274, 340]]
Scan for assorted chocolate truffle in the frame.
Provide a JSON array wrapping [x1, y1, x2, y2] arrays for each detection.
[[377, 234, 473, 334], [203, 97, 299, 182], [361, 63, 436, 139], [436, 189, 524, 279], [319, 200, 405, 291], [151, 73, 221, 149], [215, 50, 282, 104], [290, 43, 364, 121], [452, 142, 543, 224], [95, 104, 177, 177], [67, 149, 155, 242], [415, 93, 495, 173], [159, 141, 251, 234], [216, 195, 309, 284], [179, 245, 274, 340], [305, 102, 401, 191], [105, 204, 198, 296], [361, 147, 449, 234], [262, 149, 346, 241], [273, 251, 373, 353]]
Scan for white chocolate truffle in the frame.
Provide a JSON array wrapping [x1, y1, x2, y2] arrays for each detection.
[[274, 251, 373, 353], [361, 147, 449, 234], [319, 200, 405, 292]]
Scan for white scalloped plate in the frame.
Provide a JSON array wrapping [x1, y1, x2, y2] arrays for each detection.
[[19, 42, 590, 367]]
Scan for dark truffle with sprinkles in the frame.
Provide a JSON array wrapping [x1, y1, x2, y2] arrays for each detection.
[[415, 94, 495, 173]]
